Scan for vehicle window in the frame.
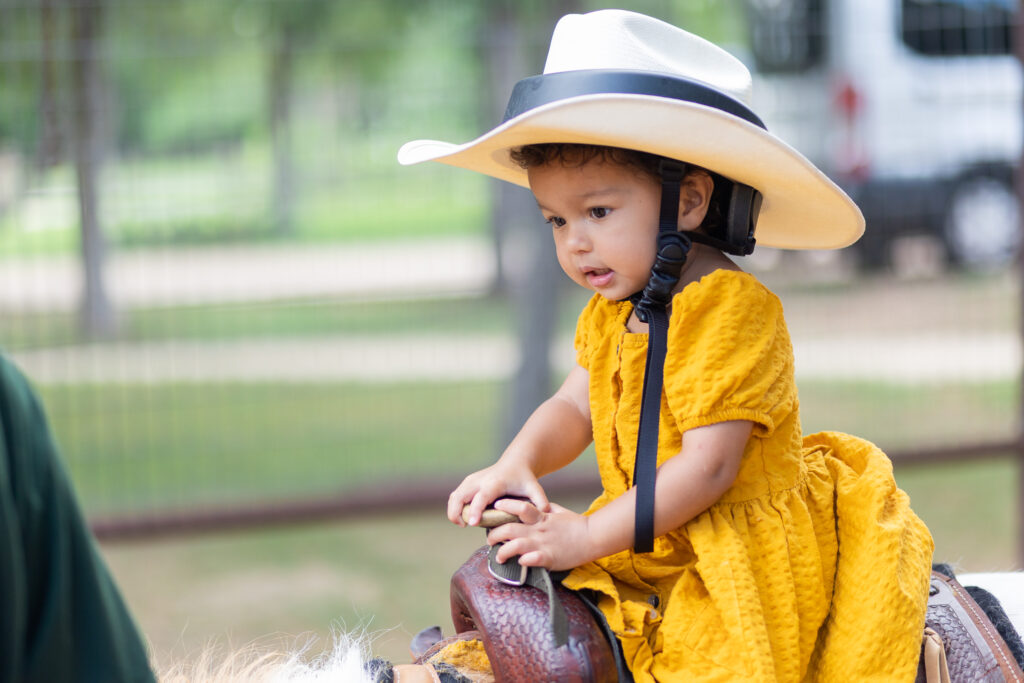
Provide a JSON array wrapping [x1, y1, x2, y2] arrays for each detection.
[[746, 0, 825, 73], [901, 0, 1016, 56]]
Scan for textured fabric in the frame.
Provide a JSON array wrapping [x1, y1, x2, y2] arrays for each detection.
[[429, 638, 493, 678], [0, 354, 155, 682], [562, 270, 934, 682]]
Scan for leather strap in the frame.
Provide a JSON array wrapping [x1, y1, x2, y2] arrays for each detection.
[[917, 571, 1024, 682], [487, 544, 569, 647], [629, 159, 691, 554], [631, 305, 668, 553], [921, 627, 951, 683]]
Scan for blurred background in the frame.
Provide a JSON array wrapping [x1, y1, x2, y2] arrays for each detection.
[[1, 0, 1021, 668]]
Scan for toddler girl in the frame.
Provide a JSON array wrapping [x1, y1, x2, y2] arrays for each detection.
[[400, 9, 933, 681]]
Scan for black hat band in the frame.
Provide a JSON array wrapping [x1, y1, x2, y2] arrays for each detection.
[[502, 69, 766, 130]]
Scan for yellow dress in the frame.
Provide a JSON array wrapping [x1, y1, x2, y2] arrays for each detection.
[[561, 269, 934, 682]]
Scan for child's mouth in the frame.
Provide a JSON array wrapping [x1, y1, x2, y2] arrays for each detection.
[[585, 268, 613, 287]]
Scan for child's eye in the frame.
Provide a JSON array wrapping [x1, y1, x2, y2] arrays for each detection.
[[545, 216, 566, 228], [589, 207, 610, 219]]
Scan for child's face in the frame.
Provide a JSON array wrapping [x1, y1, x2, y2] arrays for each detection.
[[529, 158, 661, 301]]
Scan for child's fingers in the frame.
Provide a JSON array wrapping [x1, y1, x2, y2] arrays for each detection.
[[493, 537, 522, 564], [493, 497, 540, 524], [488, 532, 547, 567], [526, 482, 551, 513], [464, 485, 503, 527], [447, 479, 484, 525], [446, 489, 470, 526], [504, 480, 548, 513], [517, 551, 546, 567], [488, 524, 528, 557]]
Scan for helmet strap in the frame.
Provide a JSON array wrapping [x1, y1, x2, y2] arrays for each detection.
[[629, 163, 760, 552], [631, 159, 692, 321], [630, 159, 692, 554]]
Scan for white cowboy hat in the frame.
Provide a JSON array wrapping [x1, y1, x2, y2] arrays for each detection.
[[398, 9, 864, 251]]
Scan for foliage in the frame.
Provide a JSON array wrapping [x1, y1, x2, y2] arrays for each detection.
[[0, 0, 749, 257], [1, 0, 746, 160]]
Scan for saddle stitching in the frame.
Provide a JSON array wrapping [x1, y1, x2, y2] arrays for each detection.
[[943, 574, 1023, 682]]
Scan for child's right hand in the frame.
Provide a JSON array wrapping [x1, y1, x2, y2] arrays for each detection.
[[447, 460, 550, 528]]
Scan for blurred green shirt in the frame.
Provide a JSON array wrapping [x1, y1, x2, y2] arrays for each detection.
[[0, 354, 155, 682]]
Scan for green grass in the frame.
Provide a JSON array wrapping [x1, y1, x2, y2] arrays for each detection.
[[43, 380, 503, 517], [895, 458, 1018, 570], [40, 376, 1018, 520], [1, 287, 595, 351], [1, 294, 520, 351], [799, 379, 1017, 451], [100, 508, 501, 669]]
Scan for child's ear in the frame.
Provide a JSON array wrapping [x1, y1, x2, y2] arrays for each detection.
[[677, 171, 714, 231]]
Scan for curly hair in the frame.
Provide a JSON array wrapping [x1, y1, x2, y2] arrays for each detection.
[[509, 143, 729, 237]]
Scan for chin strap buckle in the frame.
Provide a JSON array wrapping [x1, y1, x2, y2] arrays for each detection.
[[633, 231, 692, 323]]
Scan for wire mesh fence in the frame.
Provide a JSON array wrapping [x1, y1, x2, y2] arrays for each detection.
[[0, 0, 1020, 565]]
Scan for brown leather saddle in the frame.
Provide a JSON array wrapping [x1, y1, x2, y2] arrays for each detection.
[[432, 552, 1024, 683], [447, 545, 621, 683]]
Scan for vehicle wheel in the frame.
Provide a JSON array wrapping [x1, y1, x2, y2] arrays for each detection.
[[944, 176, 1020, 269]]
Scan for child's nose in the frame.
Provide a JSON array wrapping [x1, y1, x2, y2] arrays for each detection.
[[564, 221, 591, 252]]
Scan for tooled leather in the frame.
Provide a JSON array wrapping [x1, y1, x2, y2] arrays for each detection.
[[916, 572, 1024, 683], [928, 603, 1002, 683], [450, 546, 618, 683]]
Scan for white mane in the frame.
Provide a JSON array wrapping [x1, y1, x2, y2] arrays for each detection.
[[156, 633, 375, 683]]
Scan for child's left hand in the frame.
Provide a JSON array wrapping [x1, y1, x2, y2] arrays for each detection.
[[485, 498, 595, 571]]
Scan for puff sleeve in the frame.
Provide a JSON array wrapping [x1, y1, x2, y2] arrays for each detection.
[[662, 272, 794, 437]]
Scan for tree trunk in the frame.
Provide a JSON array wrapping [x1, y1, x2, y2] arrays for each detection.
[[70, 0, 116, 338], [481, 2, 522, 296], [37, 0, 64, 170], [269, 26, 296, 237], [489, 1, 582, 448]]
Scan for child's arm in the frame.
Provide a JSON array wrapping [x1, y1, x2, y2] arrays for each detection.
[[487, 419, 753, 571], [447, 363, 593, 527]]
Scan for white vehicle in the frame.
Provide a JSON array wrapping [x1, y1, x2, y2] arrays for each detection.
[[745, 0, 1021, 268]]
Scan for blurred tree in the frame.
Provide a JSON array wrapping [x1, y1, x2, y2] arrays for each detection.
[[0, 5, 47, 159], [107, 0, 253, 155], [261, 0, 336, 237], [70, 0, 117, 337], [488, 0, 584, 449], [37, 0, 65, 170], [233, 0, 407, 237]]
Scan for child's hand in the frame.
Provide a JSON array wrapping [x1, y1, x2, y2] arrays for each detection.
[[447, 460, 550, 528], [485, 499, 595, 572]]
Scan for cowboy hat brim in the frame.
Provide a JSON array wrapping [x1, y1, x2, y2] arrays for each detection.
[[398, 93, 864, 251]]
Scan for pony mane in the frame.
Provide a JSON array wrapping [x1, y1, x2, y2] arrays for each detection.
[[155, 632, 375, 683]]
